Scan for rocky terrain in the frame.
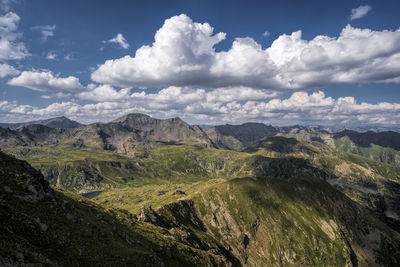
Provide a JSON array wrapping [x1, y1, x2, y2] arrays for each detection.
[[1, 113, 400, 266]]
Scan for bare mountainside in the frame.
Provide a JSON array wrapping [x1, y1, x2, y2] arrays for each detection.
[[0, 113, 214, 155]]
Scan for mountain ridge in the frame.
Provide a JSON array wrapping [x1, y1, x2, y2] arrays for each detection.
[[0, 116, 82, 130]]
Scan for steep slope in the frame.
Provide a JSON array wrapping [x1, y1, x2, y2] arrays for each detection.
[[0, 116, 82, 130], [334, 130, 400, 151], [334, 135, 400, 166], [96, 176, 400, 266], [0, 150, 238, 266], [205, 123, 278, 151], [191, 177, 400, 266]]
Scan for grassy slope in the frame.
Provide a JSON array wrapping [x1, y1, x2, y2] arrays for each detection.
[[192, 177, 400, 266], [0, 150, 236, 266], [334, 136, 400, 166], [1, 143, 252, 192], [95, 176, 400, 266], [2, 132, 400, 265]]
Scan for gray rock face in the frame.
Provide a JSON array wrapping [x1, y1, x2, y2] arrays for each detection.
[[0, 113, 214, 153]]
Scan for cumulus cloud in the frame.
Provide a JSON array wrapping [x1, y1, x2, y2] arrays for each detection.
[[32, 25, 56, 42], [0, 63, 19, 78], [8, 70, 84, 92], [2, 86, 399, 127], [77, 84, 131, 101], [105, 33, 130, 49], [350, 5, 372, 20], [91, 14, 400, 91], [0, 12, 28, 60], [92, 14, 226, 88]]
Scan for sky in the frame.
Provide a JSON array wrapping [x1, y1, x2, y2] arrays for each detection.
[[0, 0, 400, 126]]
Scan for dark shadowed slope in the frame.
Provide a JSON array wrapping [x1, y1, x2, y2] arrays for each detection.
[[205, 122, 278, 150], [334, 130, 400, 151]]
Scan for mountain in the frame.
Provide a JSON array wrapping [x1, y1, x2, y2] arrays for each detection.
[[0, 114, 215, 192], [0, 116, 82, 130], [319, 125, 400, 133], [205, 122, 278, 151], [2, 114, 400, 265], [3, 148, 400, 266], [0, 113, 214, 152], [0, 150, 239, 266], [334, 130, 400, 151]]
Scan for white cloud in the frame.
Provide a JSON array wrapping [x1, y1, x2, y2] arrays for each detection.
[[0, 12, 28, 60], [350, 5, 372, 20], [32, 25, 56, 42], [262, 31, 270, 37], [8, 70, 84, 92], [46, 51, 56, 60], [1, 90, 400, 126], [0, 63, 19, 78], [91, 14, 400, 91], [106, 33, 130, 49], [77, 84, 131, 101], [92, 14, 226, 88]]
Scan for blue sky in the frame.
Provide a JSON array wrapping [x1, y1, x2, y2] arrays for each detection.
[[0, 0, 399, 126]]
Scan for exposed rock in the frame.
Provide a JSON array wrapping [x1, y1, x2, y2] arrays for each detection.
[[172, 190, 186, 195], [157, 191, 168, 196], [137, 206, 167, 227]]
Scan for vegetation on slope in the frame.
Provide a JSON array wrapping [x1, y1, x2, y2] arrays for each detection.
[[0, 150, 239, 266]]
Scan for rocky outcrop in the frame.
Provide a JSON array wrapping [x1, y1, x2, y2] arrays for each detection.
[[0, 152, 53, 202]]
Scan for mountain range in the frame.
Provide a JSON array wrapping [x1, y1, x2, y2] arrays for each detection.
[[1, 113, 400, 266], [0, 116, 82, 130]]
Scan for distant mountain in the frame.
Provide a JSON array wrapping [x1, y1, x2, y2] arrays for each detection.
[[205, 122, 278, 150], [316, 125, 400, 133], [0, 116, 82, 129], [334, 130, 400, 151], [0, 113, 214, 154], [111, 113, 210, 143]]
